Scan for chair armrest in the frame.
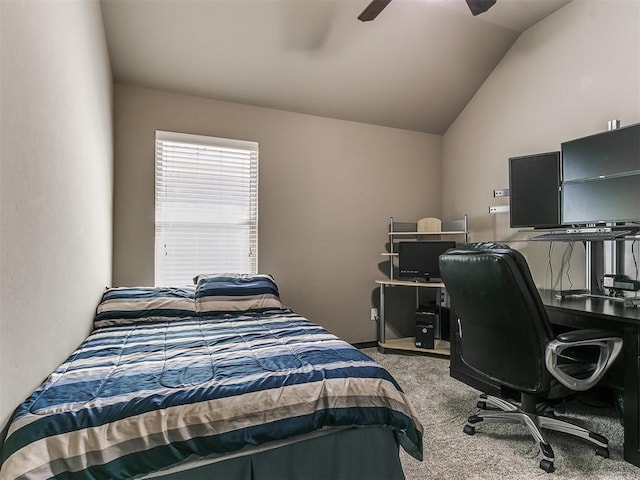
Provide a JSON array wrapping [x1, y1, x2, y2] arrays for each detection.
[[554, 328, 622, 343], [544, 329, 623, 391]]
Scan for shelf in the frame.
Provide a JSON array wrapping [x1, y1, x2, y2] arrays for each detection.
[[388, 230, 466, 236], [378, 337, 450, 357], [376, 215, 467, 359], [376, 279, 445, 288]]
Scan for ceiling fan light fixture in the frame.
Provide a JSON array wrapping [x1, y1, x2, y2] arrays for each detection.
[[358, 0, 393, 22], [465, 0, 497, 16]]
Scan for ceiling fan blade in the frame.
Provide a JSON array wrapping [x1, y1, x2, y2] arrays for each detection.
[[465, 0, 497, 16], [358, 0, 393, 22]]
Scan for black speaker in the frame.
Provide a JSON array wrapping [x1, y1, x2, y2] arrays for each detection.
[[415, 311, 435, 349]]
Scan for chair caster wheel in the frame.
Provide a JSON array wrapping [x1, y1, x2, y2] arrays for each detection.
[[476, 401, 487, 409], [463, 425, 475, 435], [596, 447, 609, 458], [539, 459, 555, 473]]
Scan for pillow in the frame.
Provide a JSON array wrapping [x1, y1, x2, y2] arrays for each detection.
[[94, 286, 196, 329], [193, 273, 282, 314]]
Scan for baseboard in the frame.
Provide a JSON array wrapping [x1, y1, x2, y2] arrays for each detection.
[[352, 341, 378, 349]]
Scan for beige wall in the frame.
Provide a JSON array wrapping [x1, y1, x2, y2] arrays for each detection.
[[442, 0, 640, 287], [113, 84, 442, 342], [0, 0, 113, 426]]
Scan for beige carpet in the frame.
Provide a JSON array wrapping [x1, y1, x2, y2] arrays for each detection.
[[363, 348, 640, 480]]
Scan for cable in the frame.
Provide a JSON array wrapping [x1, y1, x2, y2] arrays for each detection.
[[545, 242, 554, 290], [564, 243, 574, 289], [632, 239, 638, 281], [551, 242, 557, 289]]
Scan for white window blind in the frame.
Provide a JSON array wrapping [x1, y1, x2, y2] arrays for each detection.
[[155, 130, 258, 286]]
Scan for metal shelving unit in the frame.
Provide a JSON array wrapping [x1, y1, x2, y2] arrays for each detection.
[[376, 214, 469, 356]]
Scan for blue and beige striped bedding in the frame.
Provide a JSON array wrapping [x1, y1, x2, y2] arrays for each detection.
[[0, 310, 423, 480], [94, 286, 196, 328], [194, 274, 283, 313]]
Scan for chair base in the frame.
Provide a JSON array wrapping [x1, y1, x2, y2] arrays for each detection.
[[464, 393, 610, 473]]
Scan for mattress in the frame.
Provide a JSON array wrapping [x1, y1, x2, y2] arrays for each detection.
[[0, 309, 423, 479]]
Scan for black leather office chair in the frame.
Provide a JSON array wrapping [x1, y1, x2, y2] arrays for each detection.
[[439, 243, 623, 473]]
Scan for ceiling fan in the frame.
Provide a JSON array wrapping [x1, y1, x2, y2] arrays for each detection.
[[358, 0, 497, 22]]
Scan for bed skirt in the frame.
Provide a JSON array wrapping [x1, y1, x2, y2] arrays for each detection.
[[145, 427, 405, 480]]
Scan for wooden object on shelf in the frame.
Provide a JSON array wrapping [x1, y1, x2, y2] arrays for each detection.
[[417, 217, 441, 233]]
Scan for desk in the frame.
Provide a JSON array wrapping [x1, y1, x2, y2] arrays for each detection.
[[540, 290, 640, 467], [375, 279, 450, 357], [450, 290, 640, 467]]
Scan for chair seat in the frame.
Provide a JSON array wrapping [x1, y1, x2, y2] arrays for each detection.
[[545, 354, 598, 399]]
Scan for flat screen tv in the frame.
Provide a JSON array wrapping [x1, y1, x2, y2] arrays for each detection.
[[509, 152, 561, 229], [561, 123, 640, 225], [398, 241, 457, 281]]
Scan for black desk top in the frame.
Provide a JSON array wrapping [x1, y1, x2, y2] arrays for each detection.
[[538, 289, 640, 469], [539, 289, 640, 326]]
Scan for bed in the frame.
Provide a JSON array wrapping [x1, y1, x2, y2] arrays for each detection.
[[0, 274, 423, 479]]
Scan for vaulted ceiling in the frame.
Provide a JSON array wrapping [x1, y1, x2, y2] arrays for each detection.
[[101, 0, 572, 134]]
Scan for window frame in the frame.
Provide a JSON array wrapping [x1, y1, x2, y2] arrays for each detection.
[[154, 130, 259, 286]]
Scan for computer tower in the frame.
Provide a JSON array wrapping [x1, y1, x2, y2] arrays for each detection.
[[417, 303, 451, 342], [415, 311, 435, 349]]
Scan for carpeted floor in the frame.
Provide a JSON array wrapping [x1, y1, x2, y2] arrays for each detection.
[[363, 348, 640, 479]]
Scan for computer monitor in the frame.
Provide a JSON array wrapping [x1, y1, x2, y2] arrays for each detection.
[[561, 174, 640, 225], [509, 152, 561, 229], [561, 123, 640, 225], [398, 241, 457, 281], [562, 123, 639, 182]]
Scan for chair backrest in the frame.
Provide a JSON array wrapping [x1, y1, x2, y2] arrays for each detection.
[[439, 243, 555, 393]]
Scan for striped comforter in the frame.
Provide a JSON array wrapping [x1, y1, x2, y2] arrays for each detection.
[[0, 310, 423, 479]]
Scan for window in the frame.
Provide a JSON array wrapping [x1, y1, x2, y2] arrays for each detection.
[[155, 130, 258, 286]]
